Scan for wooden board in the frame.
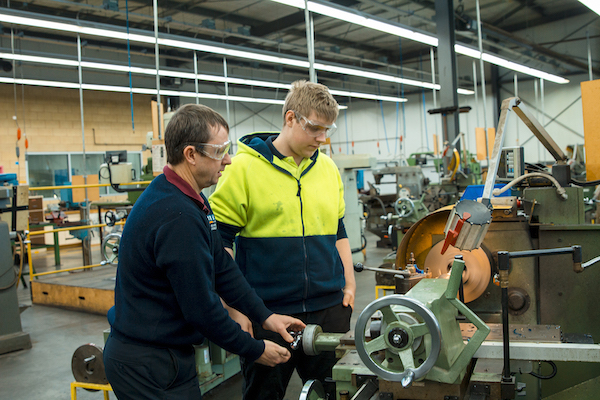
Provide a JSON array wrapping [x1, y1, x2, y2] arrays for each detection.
[[581, 79, 600, 182], [31, 267, 116, 315], [475, 127, 495, 161], [71, 175, 100, 203]]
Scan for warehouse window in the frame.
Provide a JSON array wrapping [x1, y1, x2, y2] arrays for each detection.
[[28, 152, 142, 199]]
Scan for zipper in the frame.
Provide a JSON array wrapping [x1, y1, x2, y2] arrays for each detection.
[[298, 178, 309, 313]]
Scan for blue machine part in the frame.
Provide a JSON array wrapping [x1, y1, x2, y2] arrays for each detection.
[[0, 174, 18, 186], [356, 170, 364, 191], [461, 184, 511, 201]]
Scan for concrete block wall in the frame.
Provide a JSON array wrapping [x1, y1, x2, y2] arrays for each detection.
[[0, 84, 154, 180]]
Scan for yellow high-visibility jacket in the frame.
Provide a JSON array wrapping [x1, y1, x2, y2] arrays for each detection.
[[209, 132, 346, 314]]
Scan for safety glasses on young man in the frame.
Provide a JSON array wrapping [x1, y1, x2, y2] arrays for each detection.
[[293, 111, 337, 138], [190, 140, 231, 160]]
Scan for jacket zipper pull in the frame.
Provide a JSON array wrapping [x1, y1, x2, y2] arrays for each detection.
[[297, 181, 301, 197]]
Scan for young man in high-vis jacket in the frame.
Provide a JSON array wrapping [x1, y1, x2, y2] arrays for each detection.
[[210, 81, 356, 400]]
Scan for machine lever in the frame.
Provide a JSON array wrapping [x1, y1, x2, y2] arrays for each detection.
[[582, 254, 600, 270]]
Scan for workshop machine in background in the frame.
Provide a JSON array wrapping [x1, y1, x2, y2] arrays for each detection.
[[332, 154, 377, 264], [361, 149, 482, 250], [293, 97, 600, 400]]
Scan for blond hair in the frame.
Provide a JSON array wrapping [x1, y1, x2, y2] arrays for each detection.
[[282, 80, 339, 125]]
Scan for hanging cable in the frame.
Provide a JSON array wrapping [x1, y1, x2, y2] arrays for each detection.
[[11, 29, 22, 181], [419, 54, 429, 151], [398, 38, 406, 159], [529, 361, 557, 380], [377, 81, 390, 153], [125, 0, 135, 133], [344, 108, 349, 155]]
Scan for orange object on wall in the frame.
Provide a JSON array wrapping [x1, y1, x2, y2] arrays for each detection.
[[581, 79, 600, 182]]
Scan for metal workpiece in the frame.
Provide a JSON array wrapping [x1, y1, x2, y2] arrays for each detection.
[[298, 379, 325, 400], [299, 324, 345, 356], [423, 241, 491, 303], [71, 344, 108, 385]]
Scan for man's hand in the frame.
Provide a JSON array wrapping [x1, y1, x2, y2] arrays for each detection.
[[343, 286, 355, 310], [262, 314, 306, 343], [255, 340, 291, 367]]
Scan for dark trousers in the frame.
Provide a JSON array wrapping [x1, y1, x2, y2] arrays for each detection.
[[241, 303, 352, 400], [104, 333, 201, 400]]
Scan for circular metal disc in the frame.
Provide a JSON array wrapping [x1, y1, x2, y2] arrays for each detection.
[[396, 207, 452, 269], [302, 325, 323, 356], [424, 241, 491, 303], [299, 379, 326, 400], [72, 343, 108, 385]]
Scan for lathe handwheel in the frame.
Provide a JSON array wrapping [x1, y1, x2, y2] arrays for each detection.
[[394, 197, 415, 218], [354, 295, 441, 385], [104, 210, 117, 227], [299, 379, 326, 400], [101, 233, 121, 264]]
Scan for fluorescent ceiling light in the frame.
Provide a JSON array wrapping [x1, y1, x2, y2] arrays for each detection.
[[0, 77, 353, 109], [0, 11, 454, 93], [454, 45, 569, 84], [270, 0, 569, 84], [0, 77, 284, 104], [579, 0, 600, 16], [0, 52, 412, 101]]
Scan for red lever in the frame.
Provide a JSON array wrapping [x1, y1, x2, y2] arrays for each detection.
[[441, 212, 471, 254]]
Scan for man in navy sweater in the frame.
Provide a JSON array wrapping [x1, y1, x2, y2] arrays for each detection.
[[103, 104, 305, 399]]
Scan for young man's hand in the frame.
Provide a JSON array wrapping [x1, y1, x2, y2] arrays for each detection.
[[343, 286, 355, 310], [256, 340, 291, 366], [262, 314, 306, 343]]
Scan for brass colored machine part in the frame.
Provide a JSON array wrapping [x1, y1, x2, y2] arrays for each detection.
[[423, 242, 491, 303], [396, 207, 452, 269]]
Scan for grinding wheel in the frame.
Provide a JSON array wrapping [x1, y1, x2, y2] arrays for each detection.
[[423, 241, 491, 303]]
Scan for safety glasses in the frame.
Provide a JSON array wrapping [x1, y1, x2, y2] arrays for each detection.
[[188, 140, 231, 160], [293, 111, 337, 138]]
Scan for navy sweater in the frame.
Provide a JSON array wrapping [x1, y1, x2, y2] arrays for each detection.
[[111, 172, 271, 361]]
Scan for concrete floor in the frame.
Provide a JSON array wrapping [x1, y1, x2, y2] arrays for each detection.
[[0, 231, 390, 400]]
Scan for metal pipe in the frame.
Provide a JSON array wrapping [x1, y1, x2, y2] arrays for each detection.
[[223, 56, 231, 122], [514, 73, 519, 145], [28, 221, 125, 236], [354, 263, 408, 276], [473, 61, 479, 128], [31, 263, 108, 278], [587, 30, 594, 81], [475, 0, 489, 166], [193, 51, 199, 105], [304, 0, 316, 82], [497, 251, 511, 383], [153, 0, 162, 139]]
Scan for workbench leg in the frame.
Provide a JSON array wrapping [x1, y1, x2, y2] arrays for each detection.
[[103, 389, 110, 400]]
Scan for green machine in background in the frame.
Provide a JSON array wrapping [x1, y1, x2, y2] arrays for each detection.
[[92, 329, 241, 395], [195, 341, 242, 395], [0, 221, 32, 355]]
